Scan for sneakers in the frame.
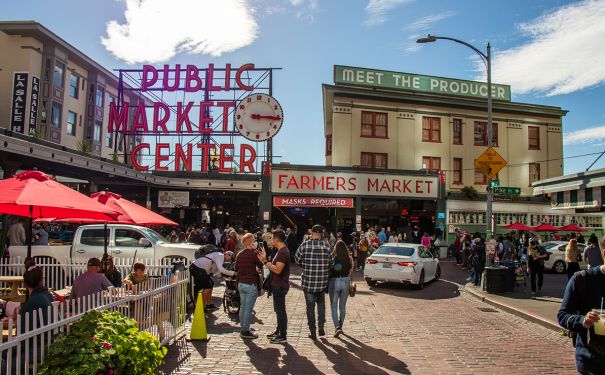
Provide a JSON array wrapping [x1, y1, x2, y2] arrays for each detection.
[[334, 327, 343, 338], [318, 327, 326, 337], [270, 336, 287, 344], [240, 330, 258, 339], [267, 330, 279, 339]]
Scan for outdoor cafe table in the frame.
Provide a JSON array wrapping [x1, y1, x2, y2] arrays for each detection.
[[0, 276, 25, 302]]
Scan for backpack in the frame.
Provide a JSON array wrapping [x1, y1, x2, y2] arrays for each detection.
[[195, 244, 221, 259]]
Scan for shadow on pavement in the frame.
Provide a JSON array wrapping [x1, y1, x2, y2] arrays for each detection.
[[316, 337, 407, 374], [367, 279, 461, 300], [157, 337, 194, 374], [333, 333, 410, 374], [243, 340, 324, 375]]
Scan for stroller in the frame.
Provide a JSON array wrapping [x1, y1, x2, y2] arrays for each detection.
[[223, 276, 240, 315]]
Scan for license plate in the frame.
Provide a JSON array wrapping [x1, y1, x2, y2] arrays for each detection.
[[383, 263, 392, 269]]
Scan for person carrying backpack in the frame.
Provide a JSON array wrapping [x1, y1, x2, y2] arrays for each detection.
[[558, 265, 605, 374]]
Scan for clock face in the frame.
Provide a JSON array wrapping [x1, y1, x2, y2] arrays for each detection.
[[235, 93, 283, 142]]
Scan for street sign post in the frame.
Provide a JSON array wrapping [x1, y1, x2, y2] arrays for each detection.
[[474, 147, 507, 180], [493, 186, 521, 196]]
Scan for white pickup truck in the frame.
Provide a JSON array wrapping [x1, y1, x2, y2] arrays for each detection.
[[9, 224, 201, 263]]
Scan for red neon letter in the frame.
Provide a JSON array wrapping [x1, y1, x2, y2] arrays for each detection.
[[219, 144, 234, 173], [108, 101, 129, 133], [185, 65, 202, 92], [206, 64, 222, 91], [239, 144, 256, 173], [217, 101, 235, 132], [131, 101, 149, 133], [198, 101, 213, 134], [196, 143, 216, 172], [130, 143, 150, 171], [141, 65, 158, 91], [153, 102, 170, 133], [155, 143, 170, 171], [174, 143, 193, 171], [235, 63, 255, 91], [162, 64, 180, 91], [176, 102, 193, 133], [224, 64, 232, 91]]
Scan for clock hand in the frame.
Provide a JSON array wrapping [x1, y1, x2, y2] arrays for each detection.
[[250, 114, 282, 120]]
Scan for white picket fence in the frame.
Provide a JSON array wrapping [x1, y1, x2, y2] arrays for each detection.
[[0, 259, 191, 374]]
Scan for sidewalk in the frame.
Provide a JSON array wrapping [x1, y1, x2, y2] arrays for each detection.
[[450, 261, 567, 332]]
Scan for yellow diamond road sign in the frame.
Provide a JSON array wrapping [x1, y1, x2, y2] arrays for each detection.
[[474, 147, 507, 180]]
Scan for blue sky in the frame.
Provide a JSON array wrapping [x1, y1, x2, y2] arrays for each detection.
[[2, 0, 604, 174]]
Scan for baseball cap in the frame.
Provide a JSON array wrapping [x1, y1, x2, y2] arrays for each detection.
[[87, 257, 101, 267], [311, 225, 324, 233]]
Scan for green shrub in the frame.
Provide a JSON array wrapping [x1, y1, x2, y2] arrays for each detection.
[[40, 310, 167, 375]]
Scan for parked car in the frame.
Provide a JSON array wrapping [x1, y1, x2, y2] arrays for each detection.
[[363, 243, 440, 289], [9, 224, 200, 263], [541, 241, 587, 273]]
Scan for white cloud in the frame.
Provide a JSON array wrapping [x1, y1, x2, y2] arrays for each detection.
[[564, 125, 605, 146], [290, 0, 319, 22], [489, 0, 605, 96], [402, 11, 455, 32], [102, 0, 259, 64], [365, 0, 414, 27]]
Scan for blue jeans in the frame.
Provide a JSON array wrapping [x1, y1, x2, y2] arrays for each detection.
[[328, 277, 350, 329], [238, 282, 258, 332], [303, 290, 326, 332]]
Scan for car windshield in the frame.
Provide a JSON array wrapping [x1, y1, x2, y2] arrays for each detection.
[[542, 242, 560, 250], [374, 246, 415, 257], [143, 228, 168, 244]]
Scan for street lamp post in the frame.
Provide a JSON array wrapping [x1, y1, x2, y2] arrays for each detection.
[[417, 34, 494, 265]]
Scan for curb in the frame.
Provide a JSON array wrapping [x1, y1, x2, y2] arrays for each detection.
[[462, 285, 564, 333]]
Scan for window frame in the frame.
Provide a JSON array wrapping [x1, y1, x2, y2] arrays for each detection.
[[69, 74, 79, 98], [474, 167, 488, 185], [326, 134, 332, 156], [529, 162, 541, 186], [422, 156, 441, 172], [52, 61, 65, 88], [528, 126, 540, 150], [51, 102, 62, 129], [474, 121, 498, 147], [94, 121, 102, 143], [66, 111, 77, 136], [452, 158, 463, 185], [422, 116, 441, 143], [361, 152, 388, 169], [452, 118, 463, 145], [360, 111, 388, 139]]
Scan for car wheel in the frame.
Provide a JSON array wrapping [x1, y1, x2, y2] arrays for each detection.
[[416, 270, 425, 290], [434, 265, 441, 281], [365, 278, 377, 287], [554, 260, 566, 274]]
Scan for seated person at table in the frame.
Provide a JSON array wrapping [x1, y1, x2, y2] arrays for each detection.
[[101, 255, 122, 287], [123, 262, 150, 286], [32, 223, 49, 246], [20, 260, 54, 330], [72, 257, 113, 300]]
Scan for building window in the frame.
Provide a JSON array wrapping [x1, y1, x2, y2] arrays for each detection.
[[106, 132, 113, 148], [69, 74, 79, 98], [474, 168, 487, 185], [108, 95, 117, 105], [326, 135, 332, 156], [570, 190, 578, 204], [529, 163, 541, 185], [422, 116, 441, 142], [585, 187, 593, 203], [51, 103, 62, 128], [422, 156, 441, 171], [528, 126, 540, 150], [453, 118, 463, 145], [361, 152, 388, 169], [95, 87, 105, 108], [94, 121, 102, 142], [53, 61, 65, 88], [556, 192, 564, 205], [66, 111, 76, 136], [474, 121, 498, 146], [361, 111, 388, 138], [453, 158, 463, 185]]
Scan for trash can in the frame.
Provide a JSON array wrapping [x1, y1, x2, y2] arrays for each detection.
[[439, 245, 448, 259], [484, 266, 508, 294], [495, 261, 516, 292]]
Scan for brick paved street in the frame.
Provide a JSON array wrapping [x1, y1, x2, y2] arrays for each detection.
[[160, 260, 576, 375]]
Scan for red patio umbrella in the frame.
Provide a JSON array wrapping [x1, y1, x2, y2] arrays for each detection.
[[90, 191, 177, 226], [531, 223, 560, 232], [0, 170, 118, 256], [558, 224, 587, 232], [504, 223, 532, 231]]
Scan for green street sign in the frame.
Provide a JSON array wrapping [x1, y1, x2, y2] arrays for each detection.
[[334, 65, 512, 101], [489, 179, 500, 188], [493, 186, 521, 196]]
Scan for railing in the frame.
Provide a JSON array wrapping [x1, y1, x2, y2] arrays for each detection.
[[0, 263, 190, 374]]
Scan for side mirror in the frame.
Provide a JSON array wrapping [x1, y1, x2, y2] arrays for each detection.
[[139, 238, 152, 248]]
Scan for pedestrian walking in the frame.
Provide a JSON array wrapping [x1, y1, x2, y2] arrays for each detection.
[[585, 235, 604, 269], [295, 224, 335, 340], [357, 235, 369, 270], [258, 229, 291, 344], [527, 239, 547, 295], [566, 239, 582, 280], [558, 263, 605, 374], [329, 240, 353, 337], [235, 233, 263, 339], [471, 238, 486, 286]]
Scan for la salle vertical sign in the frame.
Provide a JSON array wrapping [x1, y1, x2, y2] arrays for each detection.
[[10, 72, 29, 133]]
